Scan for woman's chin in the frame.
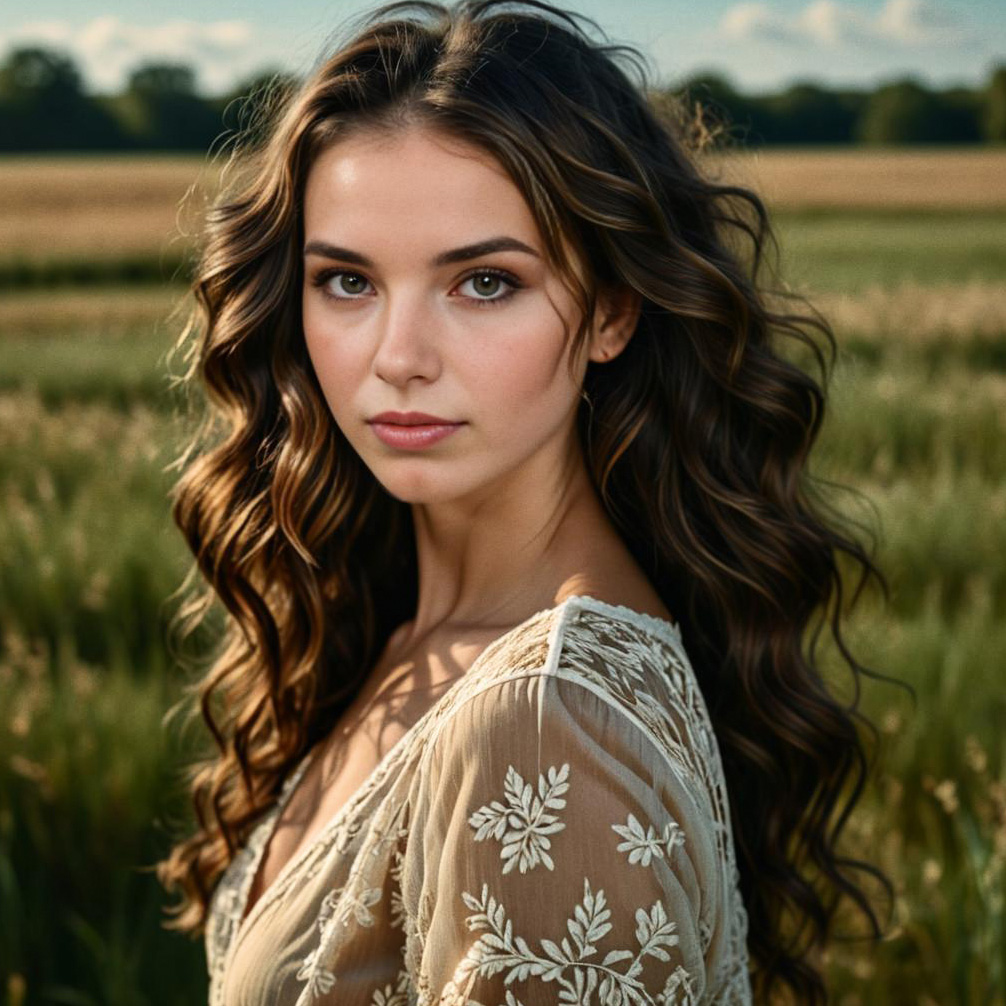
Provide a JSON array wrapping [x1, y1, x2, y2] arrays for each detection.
[[372, 469, 467, 505]]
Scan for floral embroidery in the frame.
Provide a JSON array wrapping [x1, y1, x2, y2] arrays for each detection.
[[657, 964, 699, 1006], [612, 813, 686, 868], [205, 597, 753, 1006], [295, 947, 336, 998], [369, 968, 414, 1005], [389, 848, 407, 931], [699, 917, 714, 955], [468, 762, 570, 874], [294, 885, 383, 1003], [453, 878, 680, 1001]]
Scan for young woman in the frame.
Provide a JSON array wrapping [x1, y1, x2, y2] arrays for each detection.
[[156, 1, 893, 1003]]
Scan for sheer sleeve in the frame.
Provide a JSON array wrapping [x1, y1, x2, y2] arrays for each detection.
[[400, 668, 724, 1006]]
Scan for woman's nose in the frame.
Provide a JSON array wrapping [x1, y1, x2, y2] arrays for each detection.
[[371, 291, 442, 386]]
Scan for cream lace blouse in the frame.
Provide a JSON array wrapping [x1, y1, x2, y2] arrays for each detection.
[[204, 594, 752, 1005]]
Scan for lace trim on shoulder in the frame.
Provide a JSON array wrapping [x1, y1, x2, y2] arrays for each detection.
[[559, 594, 683, 647]]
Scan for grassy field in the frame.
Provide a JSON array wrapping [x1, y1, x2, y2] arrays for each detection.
[[1, 151, 1005, 1005]]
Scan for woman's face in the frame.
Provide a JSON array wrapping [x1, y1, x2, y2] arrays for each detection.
[[301, 125, 600, 505]]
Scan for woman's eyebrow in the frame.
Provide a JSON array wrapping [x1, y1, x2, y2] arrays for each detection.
[[302, 236, 540, 267]]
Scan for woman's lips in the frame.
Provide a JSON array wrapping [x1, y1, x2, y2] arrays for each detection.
[[369, 421, 465, 450]]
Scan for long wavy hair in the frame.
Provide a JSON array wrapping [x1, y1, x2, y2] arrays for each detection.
[[154, 1, 901, 1001]]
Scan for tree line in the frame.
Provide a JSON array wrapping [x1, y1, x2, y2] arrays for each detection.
[[1, 45, 1005, 152]]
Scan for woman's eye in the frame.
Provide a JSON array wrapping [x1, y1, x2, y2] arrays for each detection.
[[311, 268, 520, 307], [320, 272, 372, 298], [456, 270, 519, 305]]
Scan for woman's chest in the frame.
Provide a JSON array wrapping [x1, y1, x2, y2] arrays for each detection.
[[216, 796, 417, 1006], [243, 704, 409, 918], [241, 625, 501, 924]]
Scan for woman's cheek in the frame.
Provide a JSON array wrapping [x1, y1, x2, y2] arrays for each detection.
[[302, 335, 354, 424]]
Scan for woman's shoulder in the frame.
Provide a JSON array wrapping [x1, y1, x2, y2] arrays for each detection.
[[431, 591, 727, 823], [541, 591, 690, 696], [551, 591, 683, 652], [549, 595, 708, 749], [451, 590, 689, 701], [429, 592, 702, 768]]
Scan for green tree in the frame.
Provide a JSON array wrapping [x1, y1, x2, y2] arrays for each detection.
[[983, 64, 1006, 142], [856, 78, 981, 144], [762, 82, 863, 144], [0, 46, 121, 151], [110, 61, 222, 150]]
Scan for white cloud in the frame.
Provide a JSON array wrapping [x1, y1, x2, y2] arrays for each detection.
[[874, 0, 960, 44], [798, 1, 873, 45], [0, 16, 278, 95], [720, 4, 797, 44], [719, 0, 973, 49]]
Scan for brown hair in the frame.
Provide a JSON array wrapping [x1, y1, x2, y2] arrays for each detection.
[[155, 2, 900, 1001]]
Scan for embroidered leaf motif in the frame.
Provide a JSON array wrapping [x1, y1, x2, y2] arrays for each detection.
[[351, 887, 382, 927], [657, 964, 699, 1005], [634, 902, 680, 963], [611, 813, 686, 869], [612, 814, 665, 868], [295, 948, 335, 996], [295, 886, 384, 1002], [316, 889, 342, 933], [468, 762, 570, 874], [663, 820, 685, 856], [455, 877, 684, 1001], [368, 967, 413, 1006]]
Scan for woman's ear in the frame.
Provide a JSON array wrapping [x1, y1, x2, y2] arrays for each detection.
[[587, 283, 642, 363]]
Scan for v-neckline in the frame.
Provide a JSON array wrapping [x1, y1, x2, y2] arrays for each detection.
[[230, 599, 559, 947], [226, 592, 682, 954]]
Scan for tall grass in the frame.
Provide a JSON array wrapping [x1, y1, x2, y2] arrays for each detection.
[[2, 631, 208, 1006]]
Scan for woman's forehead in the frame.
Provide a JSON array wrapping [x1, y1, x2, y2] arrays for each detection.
[[303, 131, 541, 254], [306, 127, 516, 205]]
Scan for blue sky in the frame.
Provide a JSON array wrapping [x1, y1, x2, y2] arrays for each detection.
[[1, 0, 1003, 96]]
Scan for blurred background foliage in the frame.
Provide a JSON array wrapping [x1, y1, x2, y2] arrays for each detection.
[[0, 45, 1005, 152]]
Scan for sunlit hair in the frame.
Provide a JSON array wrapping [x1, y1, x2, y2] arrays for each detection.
[[154, 1, 901, 1000]]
